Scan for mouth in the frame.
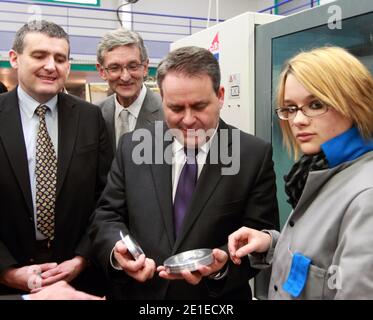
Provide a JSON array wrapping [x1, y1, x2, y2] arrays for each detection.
[[296, 132, 315, 142], [182, 128, 200, 136], [38, 75, 57, 82], [118, 82, 134, 88]]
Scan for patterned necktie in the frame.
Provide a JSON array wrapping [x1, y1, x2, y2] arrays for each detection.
[[117, 109, 130, 147], [35, 105, 57, 241], [173, 148, 198, 238]]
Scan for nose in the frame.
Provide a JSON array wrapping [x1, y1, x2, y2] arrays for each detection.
[[182, 108, 196, 126], [119, 67, 131, 81], [291, 109, 311, 126], [44, 56, 56, 71]]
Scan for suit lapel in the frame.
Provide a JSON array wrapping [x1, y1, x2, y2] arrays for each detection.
[[135, 88, 159, 129], [101, 96, 116, 150], [150, 126, 174, 248], [0, 89, 33, 215], [172, 120, 229, 252], [291, 167, 339, 220], [56, 93, 79, 198]]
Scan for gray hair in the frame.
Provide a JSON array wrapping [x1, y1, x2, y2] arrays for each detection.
[[156, 46, 220, 96], [97, 28, 148, 65], [12, 20, 70, 54]]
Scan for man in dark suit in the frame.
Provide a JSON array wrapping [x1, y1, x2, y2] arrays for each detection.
[[89, 46, 279, 299], [96, 28, 163, 152], [0, 20, 112, 295]]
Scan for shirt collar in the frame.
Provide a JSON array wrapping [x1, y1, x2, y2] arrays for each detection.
[[114, 84, 146, 119], [17, 85, 58, 119], [321, 126, 373, 168]]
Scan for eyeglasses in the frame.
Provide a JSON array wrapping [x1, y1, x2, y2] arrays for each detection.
[[275, 100, 329, 120], [104, 62, 144, 76]]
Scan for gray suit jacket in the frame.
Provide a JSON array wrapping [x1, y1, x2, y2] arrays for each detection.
[[264, 151, 373, 300], [98, 87, 163, 153]]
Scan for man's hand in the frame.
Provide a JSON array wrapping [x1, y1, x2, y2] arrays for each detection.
[[114, 240, 156, 282], [0, 263, 58, 292], [40, 256, 87, 286], [157, 248, 228, 285], [29, 280, 104, 300], [228, 227, 271, 265]]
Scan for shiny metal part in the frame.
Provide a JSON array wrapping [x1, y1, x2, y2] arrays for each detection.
[[120, 231, 144, 260], [163, 248, 214, 274]]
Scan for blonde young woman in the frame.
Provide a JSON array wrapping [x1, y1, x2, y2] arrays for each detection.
[[228, 47, 373, 299]]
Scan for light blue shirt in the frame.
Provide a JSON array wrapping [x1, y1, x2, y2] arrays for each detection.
[[17, 86, 58, 240]]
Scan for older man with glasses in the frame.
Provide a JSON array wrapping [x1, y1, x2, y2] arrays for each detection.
[[96, 28, 164, 152]]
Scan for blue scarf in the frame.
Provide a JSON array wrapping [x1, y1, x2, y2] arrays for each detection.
[[321, 126, 373, 168]]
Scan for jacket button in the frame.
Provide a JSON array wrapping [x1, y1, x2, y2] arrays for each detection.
[[29, 258, 35, 263], [274, 285, 278, 291], [29, 216, 33, 222], [289, 220, 295, 227]]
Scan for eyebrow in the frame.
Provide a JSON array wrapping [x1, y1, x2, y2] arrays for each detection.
[[107, 60, 141, 66], [166, 103, 184, 109], [30, 50, 67, 59], [167, 100, 208, 108], [30, 50, 47, 55], [283, 95, 316, 104]]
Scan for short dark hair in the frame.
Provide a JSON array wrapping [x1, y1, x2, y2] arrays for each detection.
[[156, 46, 220, 95], [0, 81, 8, 93], [12, 20, 70, 55]]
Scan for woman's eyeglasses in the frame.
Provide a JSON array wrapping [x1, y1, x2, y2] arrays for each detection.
[[275, 101, 329, 120]]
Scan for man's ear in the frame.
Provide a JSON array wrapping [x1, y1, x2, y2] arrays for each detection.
[[218, 86, 225, 109], [97, 63, 107, 81], [67, 60, 71, 77], [142, 58, 149, 78], [9, 50, 19, 69]]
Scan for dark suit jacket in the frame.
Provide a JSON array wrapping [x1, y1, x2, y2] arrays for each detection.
[[0, 89, 113, 294], [99, 87, 164, 153], [89, 120, 279, 299]]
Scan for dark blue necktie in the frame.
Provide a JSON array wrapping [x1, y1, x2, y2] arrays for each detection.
[[173, 148, 198, 238]]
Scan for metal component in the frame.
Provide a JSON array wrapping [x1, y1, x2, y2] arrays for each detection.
[[163, 248, 214, 274], [120, 231, 144, 260]]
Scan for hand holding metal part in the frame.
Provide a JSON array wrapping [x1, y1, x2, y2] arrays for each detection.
[[157, 248, 228, 285], [114, 231, 155, 282]]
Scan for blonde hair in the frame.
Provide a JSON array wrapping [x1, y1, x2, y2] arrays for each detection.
[[276, 46, 373, 159]]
